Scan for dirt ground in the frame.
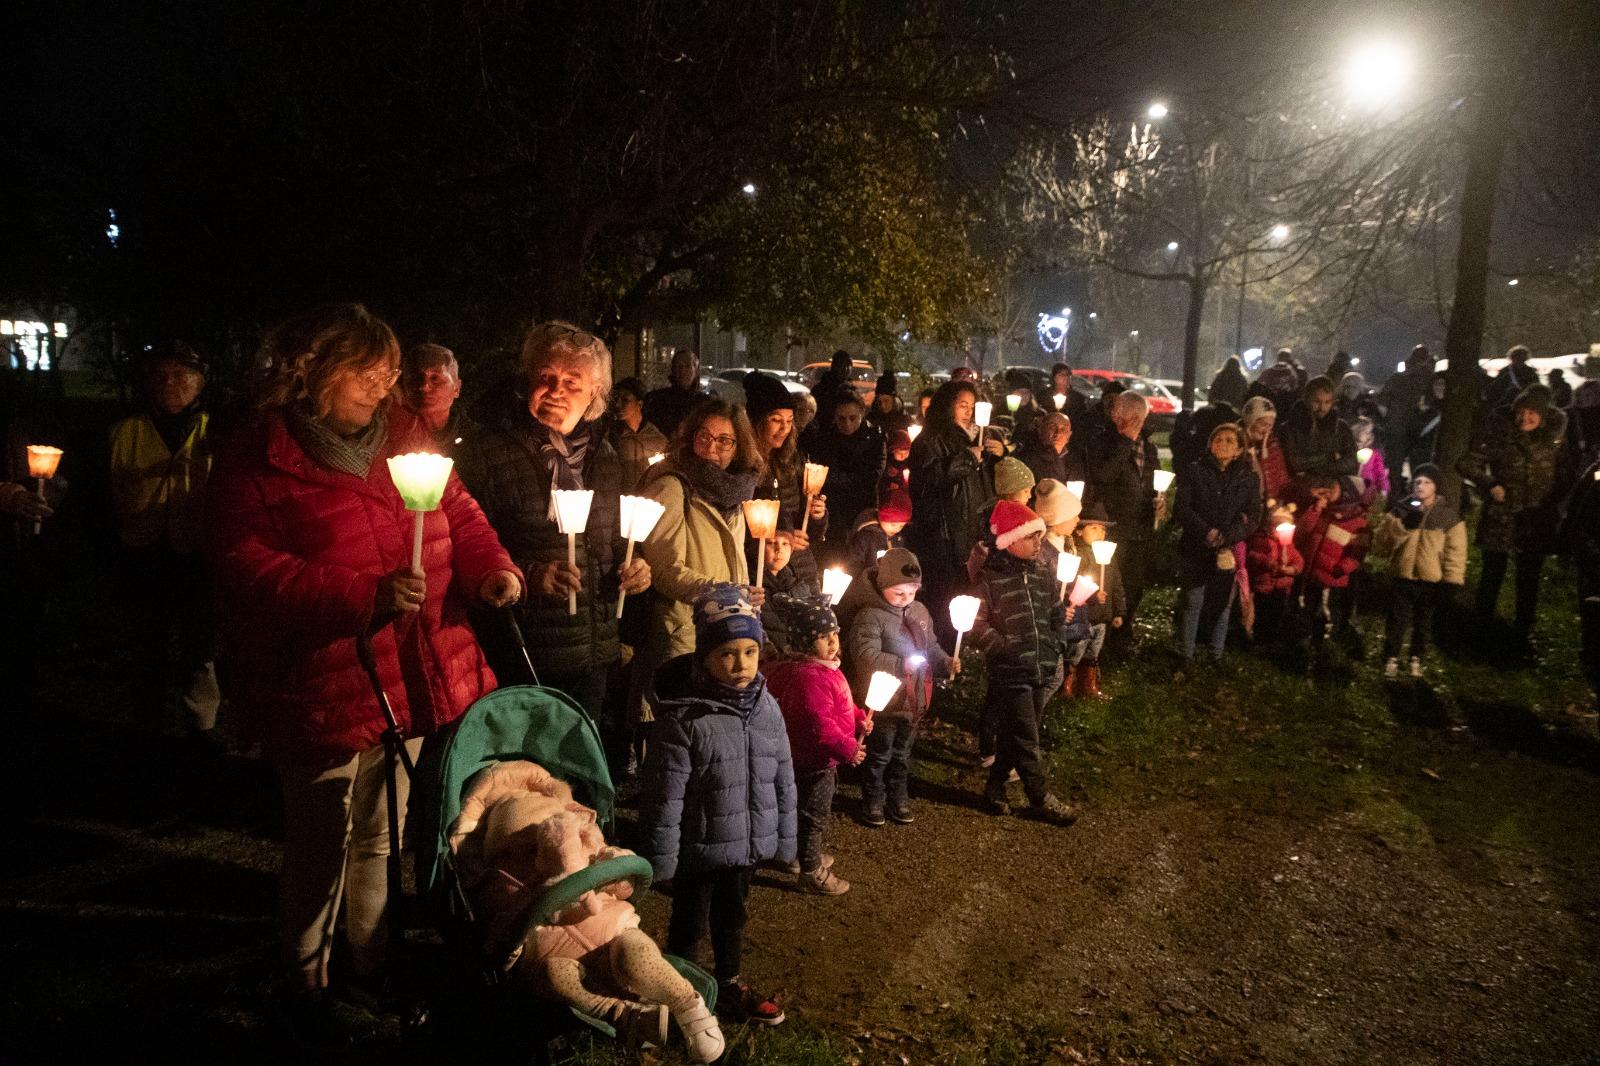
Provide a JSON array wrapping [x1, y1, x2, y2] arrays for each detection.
[[4, 583, 1599, 1065]]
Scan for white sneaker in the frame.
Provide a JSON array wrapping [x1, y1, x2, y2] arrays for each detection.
[[672, 995, 726, 1063], [1409, 657, 1423, 679], [1383, 657, 1399, 679]]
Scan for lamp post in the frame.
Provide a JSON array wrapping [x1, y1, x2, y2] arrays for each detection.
[[551, 489, 595, 616], [616, 495, 667, 618], [386, 452, 454, 570]]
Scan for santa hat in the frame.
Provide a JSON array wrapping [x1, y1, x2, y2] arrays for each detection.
[[990, 499, 1045, 551], [878, 486, 913, 524]]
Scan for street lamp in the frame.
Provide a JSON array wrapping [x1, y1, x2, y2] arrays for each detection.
[[1166, 241, 1179, 252], [1507, 278, 1519, 286], [1147, 101, 1169, 119], [1270, 224, 1290, 242], [741, 182, 758, 196], [1344, 40, 1412, 110]]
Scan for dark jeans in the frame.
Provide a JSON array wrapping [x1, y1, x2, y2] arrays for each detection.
[[1384, 579, 1442, 660], [1177, 569, 1236, 659], [862, 712, 916, 810], [795, 766, 836, 871], [1476, 551, 1547, 637], [1105, 541, 1152, 657], [667, 865, 753, 982], [984, 681, 1050, 807]]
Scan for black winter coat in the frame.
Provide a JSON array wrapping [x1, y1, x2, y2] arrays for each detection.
[[1173, 456, 1260, 584], [1457, 406, 1565, 554], [1014, 439, 1086, 488], [908, 424, 994, 572], [753, 451, 824, 587], [971, 549, 1062, 686], [1559, 459, 1600, 601], [1084, 426, 1160, 542], [1278, 402, 1359, 482], [455, 415, 624, 677], [807, 422, 885, 548]]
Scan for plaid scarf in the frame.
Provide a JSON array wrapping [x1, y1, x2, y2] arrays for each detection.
[[284, 401, 389, 478]]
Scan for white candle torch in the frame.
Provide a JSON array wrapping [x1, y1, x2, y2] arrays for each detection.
[[646, 452, 665, 466], [821, 566, 852, 605], [1006, 393, 1022, 413], [1357, 447, 1373, 465], [1065, 480, 1085, 499], [1068, 575, 1100, 607], [551, 488, 595, 616], [801, 462, 828, 534], [906, 424, 922, 442], [25, 445, 63, 536], [973, 401, 992, 429], [1275, 521, 1296, 548], [1090, 539, 1117, 585], [741, 498, 780, 588], [1052, 393, 1067, 410], [864, 670, 903, 715], [616, 494, 667, 618], [949, 594, 981, 667], [1056, 551, 1081, 601], [387, 452, 454, 571], [1152, 469, 1175, 494]]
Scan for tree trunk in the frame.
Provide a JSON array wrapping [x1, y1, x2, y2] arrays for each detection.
[[1180, 274, 1207, 412], [1435, 1, 1525, 502]]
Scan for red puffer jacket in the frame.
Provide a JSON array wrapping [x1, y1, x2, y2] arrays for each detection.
[[1244, 528, 1305, 594], [208, 408, 515, 765], [1293, 500, 1369, 590], [764, 657, 867, 774]]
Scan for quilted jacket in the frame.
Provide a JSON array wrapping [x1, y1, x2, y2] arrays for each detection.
[[765, 657, 867, 772], [1293, 497, 1370, 590], [454, 409, 625, 677], [207, 407, 514, 765], [637, 654, 797, 880], [844, 579, 952, 717], [971, 549, 1062, 686], [1173, 456, 1260, 585], [1245, 528, 1305, 595]]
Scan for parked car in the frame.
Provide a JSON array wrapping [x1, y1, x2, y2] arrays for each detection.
[[707, 367, 811, 407], [1069, 368, 1180, 432]]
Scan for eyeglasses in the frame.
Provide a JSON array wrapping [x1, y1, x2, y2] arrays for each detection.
[[357, 366, 401, 391], [547, 324, 598, 350], [694, 431, 738, 453]]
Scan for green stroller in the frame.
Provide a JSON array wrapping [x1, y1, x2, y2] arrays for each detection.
[[415, 679, 717, 1045]]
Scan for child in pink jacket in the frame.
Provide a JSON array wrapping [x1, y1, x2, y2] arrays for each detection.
[[763, 599, 869, 896]]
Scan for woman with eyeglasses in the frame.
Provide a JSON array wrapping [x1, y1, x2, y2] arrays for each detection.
[[743, 370, 827, 586], [631, 398, 768, 717], [455, 321, 652, 725], [207, 303, 520, 1030]]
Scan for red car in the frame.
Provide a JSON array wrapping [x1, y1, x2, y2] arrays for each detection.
[[1068, 369, 1179, 429]]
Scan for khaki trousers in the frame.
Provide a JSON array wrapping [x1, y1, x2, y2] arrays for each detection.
[[278, 738, 423, 989]]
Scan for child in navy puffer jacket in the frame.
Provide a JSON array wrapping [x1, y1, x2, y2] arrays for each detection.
[[639, 585, 796, 1027], [765, 599, 868, 895]]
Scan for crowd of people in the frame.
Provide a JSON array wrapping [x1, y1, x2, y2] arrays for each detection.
[[4, 310, 1598, 1055]]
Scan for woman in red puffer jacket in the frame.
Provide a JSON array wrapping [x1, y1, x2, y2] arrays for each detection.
[[208, 304, 519, 1011]]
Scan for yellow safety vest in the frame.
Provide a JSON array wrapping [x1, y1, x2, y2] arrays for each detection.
[[108, 412, 212, 551]]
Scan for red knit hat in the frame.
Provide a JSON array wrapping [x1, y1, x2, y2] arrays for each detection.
[[888, 429, 913, 452], [879, 486, 913, 524], [990, 499, 1045, 550]]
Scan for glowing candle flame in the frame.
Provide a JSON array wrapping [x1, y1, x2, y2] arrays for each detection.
[[821, 567, 853, 605], [26, 445, 63, 479]]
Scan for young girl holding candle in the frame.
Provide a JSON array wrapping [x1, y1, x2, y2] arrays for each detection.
[[969, 501, 1077, 825], [1071, 502, 1126, 698], [845, 547, 955, 828], [764, 599, 869, 894]]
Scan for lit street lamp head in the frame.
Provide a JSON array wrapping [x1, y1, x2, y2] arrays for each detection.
[[1147, 102, 1169, 119], [1270, 224, 1290, 242], [1344, 40, 1411, 110]]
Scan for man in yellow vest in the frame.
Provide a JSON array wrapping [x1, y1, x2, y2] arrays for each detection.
[[108, 342, 219, 737]]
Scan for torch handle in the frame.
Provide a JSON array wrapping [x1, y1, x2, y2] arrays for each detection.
[[567, 534, 578, 616], [800, 496, 812, 535], [1100, 562, 1106, 587], [953, 630, 964, 666], [754, 536, 766, 589], [411, 511, 425, 573], [615, 538, 636, 619], [1060, 580, 1068, 602], [34, 477, 44, 536]]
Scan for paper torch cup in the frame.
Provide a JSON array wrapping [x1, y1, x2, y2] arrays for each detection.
[[552, 488, 595, 616], [388, 452, 454, 571]]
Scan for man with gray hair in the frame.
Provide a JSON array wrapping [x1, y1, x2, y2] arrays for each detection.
[[401, 342, 465, 454], [1085, 390, 1166, 656]]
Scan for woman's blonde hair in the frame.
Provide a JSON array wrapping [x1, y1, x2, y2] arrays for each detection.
[[256, 303, 400, 416], [521, 320, 612, 422], [673, 398, 767, 477]]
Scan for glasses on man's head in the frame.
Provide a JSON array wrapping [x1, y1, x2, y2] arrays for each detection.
[[357, 366, 402, 392], [546, 324, 598, 350], [694, 431, 738, 453]]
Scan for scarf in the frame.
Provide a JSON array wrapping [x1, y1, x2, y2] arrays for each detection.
[[285, 401, 389, 478], [679, 455, 761, 519], [689, 663, 768, 716], [522, 417, 591, 493]]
